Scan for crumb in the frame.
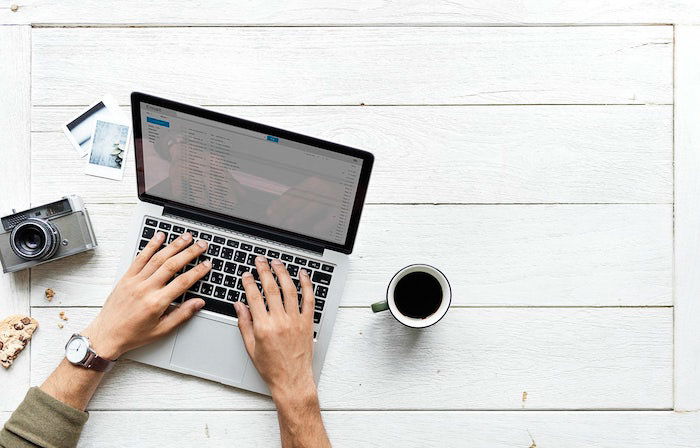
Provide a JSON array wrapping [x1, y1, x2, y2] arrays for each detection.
[[522, 391, 528, 402], [58, 311, 68, 321], [45, 288, 55, 301], [57, 323, 64, 329], [10, 4, 19, 12]]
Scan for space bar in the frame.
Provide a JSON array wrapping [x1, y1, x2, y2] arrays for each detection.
[[185, 293, 237, 318]]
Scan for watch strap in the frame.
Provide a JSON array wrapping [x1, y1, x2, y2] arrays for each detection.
[[82, 350, 115, 372]]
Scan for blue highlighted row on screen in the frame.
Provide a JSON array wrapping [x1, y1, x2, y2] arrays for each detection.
[[267, 135, 279, 143], [147, 117, 170, 127]]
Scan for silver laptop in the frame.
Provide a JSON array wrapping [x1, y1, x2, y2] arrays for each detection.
[[116, 92, 374, 395]]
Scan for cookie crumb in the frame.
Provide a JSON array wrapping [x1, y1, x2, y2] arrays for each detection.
[[57, 323, 64, 329], [45, 288, 55, 301], [58, 311, 68, 321], [10, 4, 19, 12]]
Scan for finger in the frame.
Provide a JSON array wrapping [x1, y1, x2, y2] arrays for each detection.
[[157, 298, 205, 335], [242, 271, 267, 319], [138, 232, 201, 279], [161, 259, 212, 301], [271, 259, 299, 314], [126, 231, 166, 276], [234, 302, 256, 357], [299, 268, 315, 319], [256, 256, 284, 314], [150, 237, 208, 286]]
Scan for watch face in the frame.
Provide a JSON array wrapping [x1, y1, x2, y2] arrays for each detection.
[[66, 337, 88, 363]]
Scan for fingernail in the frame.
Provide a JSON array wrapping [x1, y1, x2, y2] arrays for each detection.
[[197, 240, 207, 248], [242, 271, 252, 278], [203, 260, 212, 268], [181, 232, 192, 241], [256, 255, 266, 263], [196, 299, 205, 309], [272, 258, 283, 265], [301, 269, 308, 277], [156, 231, 165, 240]]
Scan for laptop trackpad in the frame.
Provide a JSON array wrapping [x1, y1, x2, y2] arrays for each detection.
[[170, 315, 247, 382]]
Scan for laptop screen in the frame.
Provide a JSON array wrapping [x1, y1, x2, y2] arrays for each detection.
[[138, 102, 365, 246]]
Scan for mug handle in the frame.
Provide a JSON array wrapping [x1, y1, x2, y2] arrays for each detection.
[[371, 300, 389, 313]]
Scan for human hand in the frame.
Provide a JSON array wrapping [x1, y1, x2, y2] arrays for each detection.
[[82, 231, 211, 360], [234, 256, 316, 402]]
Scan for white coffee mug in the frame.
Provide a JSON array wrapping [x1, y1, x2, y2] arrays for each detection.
[[371, 264, 451, 328]]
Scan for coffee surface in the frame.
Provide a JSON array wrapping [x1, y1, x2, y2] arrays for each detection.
[[393, 271, 443, 319]]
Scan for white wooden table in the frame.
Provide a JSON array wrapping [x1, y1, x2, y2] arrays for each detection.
[[2, 2, 700, 446]]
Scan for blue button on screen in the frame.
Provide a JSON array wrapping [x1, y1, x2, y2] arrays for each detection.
[[147, 117, 170, 127], [267, 135, 279, 143]]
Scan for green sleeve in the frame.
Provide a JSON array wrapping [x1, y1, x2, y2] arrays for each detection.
[[0, 387, 89, 448]]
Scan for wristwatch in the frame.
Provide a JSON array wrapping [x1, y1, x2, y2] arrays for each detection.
[[64, 334, 117, 372]]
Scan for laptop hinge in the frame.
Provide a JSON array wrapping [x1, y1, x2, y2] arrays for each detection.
[[162, 205, 325, 255]]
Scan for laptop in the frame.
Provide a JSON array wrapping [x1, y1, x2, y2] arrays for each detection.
[[116, 92, 374, 395]]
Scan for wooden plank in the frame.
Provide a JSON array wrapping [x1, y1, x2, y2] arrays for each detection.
[[3, 1, 700, 25], [0, 26, 31, 412], [30, 203, 672, 308], [3, 410, 698, 448], [30, 105, 673, 204], [31, 27, 672, 106], [674, 26, 700, 411], [29, 307, 672, 410]]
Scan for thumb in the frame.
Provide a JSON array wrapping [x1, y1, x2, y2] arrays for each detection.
[[234, 302, 255, 356], [158, 298, 205, 335]]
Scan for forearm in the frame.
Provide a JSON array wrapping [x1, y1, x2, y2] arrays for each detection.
[[273, 385, 331, 448], [40, 359, 105, 411]]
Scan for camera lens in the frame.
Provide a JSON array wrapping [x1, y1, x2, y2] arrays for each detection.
[[10, 218, 60, 261]]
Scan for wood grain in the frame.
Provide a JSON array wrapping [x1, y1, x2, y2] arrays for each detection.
[[31, 105, 672, 204], [673, 26, 700, 411], [29, 307, 672, 410], [3, 409, 699, 447], [0, 25, 31, 412], [31, 27, 672, 106], [2, 1, 700, 25], [29, 203, 671, 308]]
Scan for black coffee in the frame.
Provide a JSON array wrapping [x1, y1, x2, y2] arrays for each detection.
[[393, 271, 443, 319]]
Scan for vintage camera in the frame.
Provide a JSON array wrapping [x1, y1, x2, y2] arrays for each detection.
[[0, 195, 97, 273]]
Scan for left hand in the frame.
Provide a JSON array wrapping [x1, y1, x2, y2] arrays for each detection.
[[82, 231, 211, 360]]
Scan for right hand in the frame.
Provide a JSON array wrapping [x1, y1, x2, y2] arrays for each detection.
[[234, 256, 317, 402]]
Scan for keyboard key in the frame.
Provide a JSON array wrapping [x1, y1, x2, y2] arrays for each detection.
[[313, 331, 317, 339], [224, 275, 236, 288], [207, 244, 221, 257], [200, 233, 212, 241], [212, 258, 224, 271], [313, 271, 332, 285], [237, 265, 250, 276], [287, 265, 299, 277], [159, 222, 172, 230], [315, 299, 325, 311], [210, 272, 224, 285], [240, 292, 247, 304], [294, 257, 307, 266], [254, 246, 266, 255], [213, 286, 227, 299], [281, 253, 294, 262], [246, 254, 256, 266], [186, 229, 199, 238], [200, 283, 214, 296], [226, 239, 239, 248], [314, 312, 322, 323], [138, 239, 149, 250], [145, 218, 158, 227], [308, 261, 321, 269], [267, 250, 280, 259], [197, 254, 210, 264], [237, 278, 245, 290], [316, 285, 328, 298], [168, 234, 178, 243], [211, 236, 223, 245], [234, 251, 247, 263], [321, 264, 334, 273], [251, 268, 259, 281], [186, 294, 236, 317], [189, 281, 201, 293], [221, 247, 234, 260], [173, 225, 186, 234], [241, 243, 253, 251], [226, 289, 240, 302], [142, 226, 155, 239], [224, 262, 237, 274]]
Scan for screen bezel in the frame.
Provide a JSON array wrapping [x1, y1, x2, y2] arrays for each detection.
[[131, 92, 374, 254]]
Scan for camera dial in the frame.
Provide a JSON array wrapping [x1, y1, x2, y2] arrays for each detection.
[[10, 218, 60, 261]]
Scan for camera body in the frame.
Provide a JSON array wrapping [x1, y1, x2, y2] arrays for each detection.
[[0, 195, 98, 273]]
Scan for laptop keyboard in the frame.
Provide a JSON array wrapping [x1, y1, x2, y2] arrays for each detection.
[[137, 216, 335, 340]]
